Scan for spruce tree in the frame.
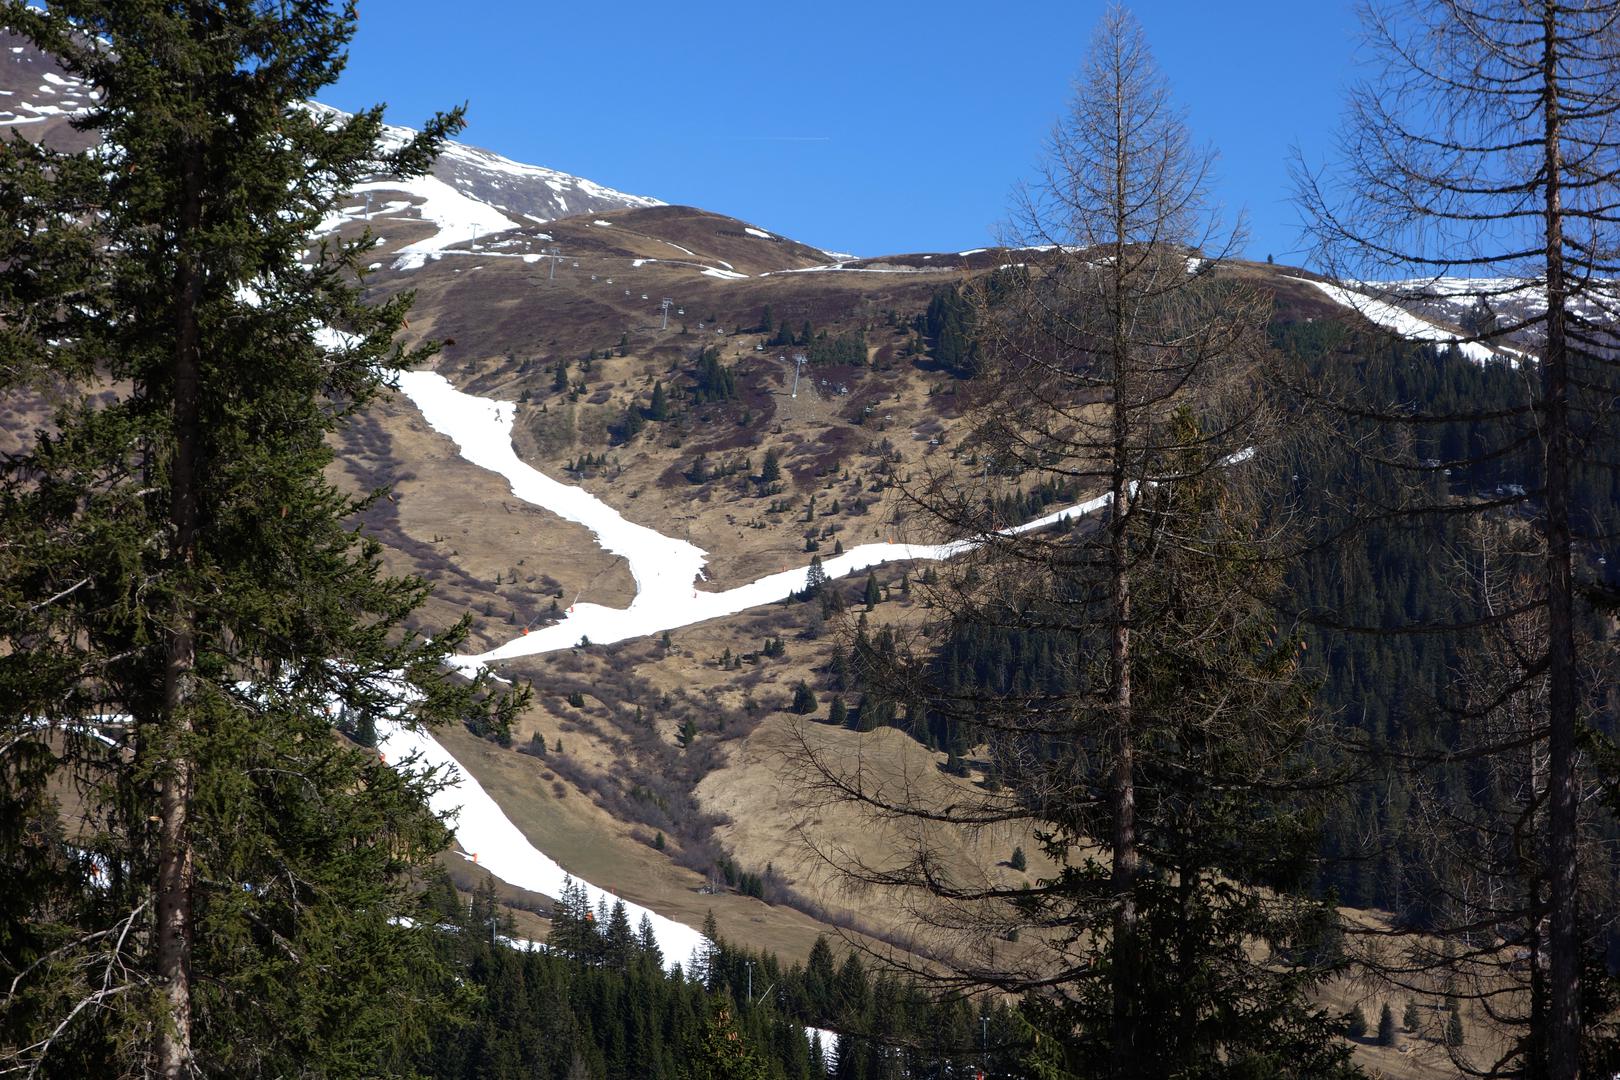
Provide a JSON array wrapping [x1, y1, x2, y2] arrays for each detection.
[[684, 1000, 767, 1080], [604, 899, 636, 971], [803, 554, 828, 599], [1446, 1003, 1466, 1048], [1377, 1003, 1397, 1047], [0, 4, 517, 1075], [790, 681, 818, 716], [694, 911, 721, 990]]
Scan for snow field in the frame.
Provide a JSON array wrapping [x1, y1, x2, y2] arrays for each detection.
[[1305, 279, 1500, 364], [376, 717, 708, 970]]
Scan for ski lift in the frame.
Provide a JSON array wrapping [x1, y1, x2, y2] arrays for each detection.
[[676, 307, 684, 315]]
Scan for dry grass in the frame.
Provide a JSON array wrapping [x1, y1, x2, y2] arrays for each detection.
[[328, 393, 634, 651], [434, 721, 851, 962]]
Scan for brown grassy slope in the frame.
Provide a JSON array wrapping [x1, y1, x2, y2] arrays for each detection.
[[433, 719, 850, 962], [325, 392, 634, 653]]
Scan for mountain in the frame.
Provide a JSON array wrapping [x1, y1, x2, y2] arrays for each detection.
[[1, 33, 1541, 1074], [0, 26, 98, 150], [0, 28, 660, 223], [305, 100, 664, 235]]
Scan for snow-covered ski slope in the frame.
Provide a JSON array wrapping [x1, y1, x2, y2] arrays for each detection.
[[1301, 278, 1503, 364], [395, 371, 1110, 676], [385, 370, 1115, 969], [375, 718, 708, 968]]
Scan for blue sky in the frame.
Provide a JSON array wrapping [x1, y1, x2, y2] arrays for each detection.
[[328, 2, 1360, 263]]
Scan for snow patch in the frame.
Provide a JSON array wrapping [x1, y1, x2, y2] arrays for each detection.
[[343, 174, 517, 271], [1304, 279, 1501, 365]]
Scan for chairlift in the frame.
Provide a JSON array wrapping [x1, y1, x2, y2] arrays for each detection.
[[676, 308, 684, 315], [641, 293, 649, 300]]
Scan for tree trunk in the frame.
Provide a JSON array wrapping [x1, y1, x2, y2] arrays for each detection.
[[155, 144, 205, 1080], [1540, 8, 1580, 1076], [1109, 154, 1138, 1071]]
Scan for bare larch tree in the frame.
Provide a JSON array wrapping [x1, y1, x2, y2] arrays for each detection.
[[793, 7, 1354, 1076], [1297, 2, 1620, 1075]]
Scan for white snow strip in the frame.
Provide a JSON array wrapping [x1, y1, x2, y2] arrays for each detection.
[[303, 101, 663, 214], [701, 266, 749, 280], [1305, 279, 1499, 365], [761, 261, 955, 277], [744, 227, 773, 239], [393, 371, 1108, 676], [383, 372, 1170, 981], [376, 717, 706, 970]]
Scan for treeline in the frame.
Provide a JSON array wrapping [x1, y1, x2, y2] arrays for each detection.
[[412, 878, 1027, 1080]]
